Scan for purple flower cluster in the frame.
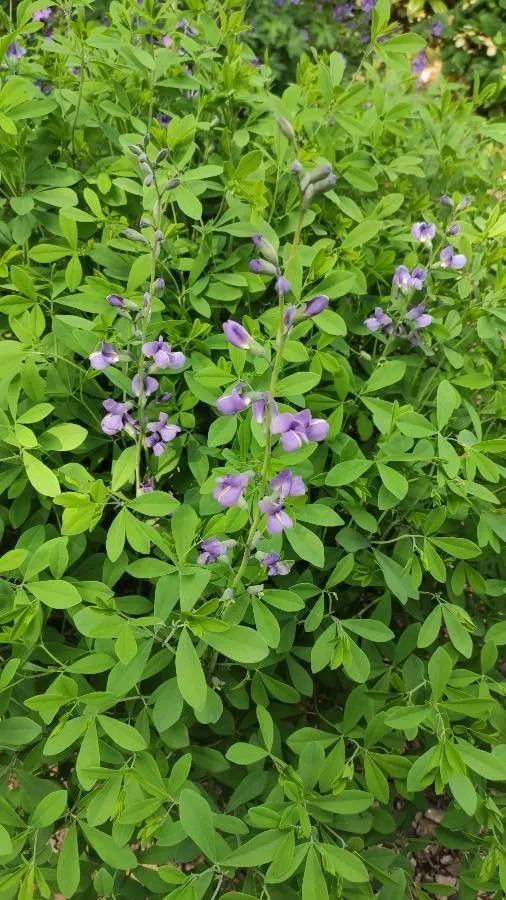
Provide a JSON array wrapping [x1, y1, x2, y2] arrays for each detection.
[[406, 303, 432, 329], [142, 336, 185, 369], [440, 246, 466, 270], [33, 7, 52, 20], [101, 400, 137, 436], [7, 42, 26, 60], [364, 307, 392, 334], [213, 473, 252, 508], [411, 50, 427, 75], [144, 413, 181, 456], [258, 552, 292, 577], [198, 538, 236, 565], [393, 265, 427, 292], [89, 342, 119, 370]]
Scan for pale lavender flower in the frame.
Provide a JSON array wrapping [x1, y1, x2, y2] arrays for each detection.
[[213, 473, 252, 508], [364, 307, 392, 333], [101, 400, 137, 436], [259, 498, 293, 534], [223, 320, 252, 350], [411, 222, 436, 243], [304, 294, 329, 317], [154, 277, 165, 291], [392, 266, 411, 290], [409, 266, 428, 290], [216, 384, 250, 415], [270, 468, 306, 499], [275, 276, 291, 296], [7, 42, 26, 60], [252, 393, 274, 424], [406, 303, 433, 329], [69, 66, 80, 76], [144, 413, 181, 456], [33, 7, 52, 19], [89, 342, 119, 370], [284, 306, 297, 331], [139, 477, 155, 493], [161, 35, 173, 47], [259, 552, 292, 576], [157, 114, 171, 128], [447, 224, 461, 236], [432, 21, 443, 37], [131, 374, 159, 397], [440, 195, 453, 207], [142, 336, 185, 369], [271, 409, 328, 452], [197, 538, 236, 565], [440, 246, 466, 270], [332, 3, 354, 22]]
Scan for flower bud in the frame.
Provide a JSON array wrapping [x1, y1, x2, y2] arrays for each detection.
[[139, 218, 151, 229], [277, 115, 296, 143], [290, 160, 303, 175], [249, 259, 278, 276], [106, 293, 127, 308], [124, 228, 148, 243], [312, 173, 337, 196], [128, 144, 142, 155], [144, 173, 154, 186], [440, 194, 453, 207], [304, 294, 329, 317], [275, 276, 291, 296], [447, 223, 461, 236], [155, 229, 163, 242], [155, 148, 169, 165], [143, 133, 150, 147], [300, 163, 333, 193], [456, 195, 471, 211], [163, 177, 181, 191], [302, 184, 315, 209], [252, 234, 279, 266], [154, 277, 165, 292]]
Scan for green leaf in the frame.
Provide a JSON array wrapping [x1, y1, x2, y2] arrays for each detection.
[[57, 824, 80, 898], [226, 743, 269, 765], [342, 619, 394, 642], [286, 523, 325, 567], [303, 845, 328, 900], [23, 451, 60, 496], [319, 843, 369, 883], [26, 579, 82, 609], [0, 823, 13, 855], [431, 537, 481, 559], [325, 459, 372, 486], [315, 309, 347, 336], [277, 372, 321, 397], [437, 380, 460, 430], [201, 625, 268, 664], [374, 551, 418, 605], [111, 445, 137, 491], [171, 504, 198, 561], [457, 741, 506, 781], [417, 606, 442, 648], [383, 706, 429, 730], [208, 416, 237, 447], [31, 790, 68, 828], [176, 629, 208, 710], [428, 646, 453, 702], [79, 822, 137, 870], [179, 789, 218, 861], [342, 219, 381, 250], [449, 773, 477, 816], [175, 185, 203, 220], [362, 360, 406, 395], [220, 830, 284, 867], [106, 509, 126, 563], [130, 491, 179, 516], [377, 463, 408, 500], [97, 715, 147, 751]]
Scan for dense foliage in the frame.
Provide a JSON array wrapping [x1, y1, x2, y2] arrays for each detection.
[[0, 1, 505, 899]]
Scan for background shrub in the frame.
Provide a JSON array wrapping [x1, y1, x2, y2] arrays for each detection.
[[0, 1, 505, 899]]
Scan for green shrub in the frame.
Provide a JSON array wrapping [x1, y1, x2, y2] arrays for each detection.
[[0, 2, 505, 899]]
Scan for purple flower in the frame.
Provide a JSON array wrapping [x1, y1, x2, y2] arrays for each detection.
[[157, 114, 172, 128], [275, 276, 291, 296], [144, 413, 181, 456], [440, 195, 453, 207], [33, 7, 52, 19], [131, 374, 159, 397], [101, 400, 137, 436], [284, 305, 297, 332], [332, 3, 354, 22], [7, 42, 26, 60], [139, 477, 155, 493], [158, 392, 172, 403], [271, 409, 328, 452], [107, 293, 127, 308], [409, 266, 428, 290], [69, 66, 80, 76], [440, 246, 466, 270], [270, 468, 306, 499], [249, 259, 278, 276], [142, 336, 185, 369], [154, 277, 165, 292], [89, 342, 119, 371], [259, 498, 293, 534], [360, 0, 375, 10], [216, 384, 250, 416], [161, 34, 173, 47], [252, 234, 279, 265], [213, 473, 252, 508], [223, 320, 253, 350], [411, 50, 427, 74], [259, 552, 292, 576], [432, 21, 443, 37], [304, 294, 329, 317], [392, 266, 411, 290], [447, 223, 461, 236], [364, 307, 392, 333], [251, 57, 261, 68], [406, 303, 433, 329], [411, 222, 436, 243], [197, 538, 236, 565], [252, 393, 274, 424]]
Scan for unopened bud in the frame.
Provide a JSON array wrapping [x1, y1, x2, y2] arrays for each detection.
[[312, 173, 337, 196], [300, 163, 333, 193], [155, 148, 169, 165], [154, 277, 165, 292], [456, 195, 471, 211], [247, 584, 265, 595], [440, 194, 453, 207], [155, 229, 163, 242], [249, 258, 278, 276], [124, 228, 148, 243], [139, 218, 151, 229], [143, 133, 150, 147], [252, 234, 279, 266], [447, 223, 461, 236], [144, 173, 154, 186], [290, 160, 303, 175], [302, 184, 315, 209], [163, 178, 181, 192], [140, 161, 151, 174], [277, 115, 296, 143], [128, 144, 142, 155]]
